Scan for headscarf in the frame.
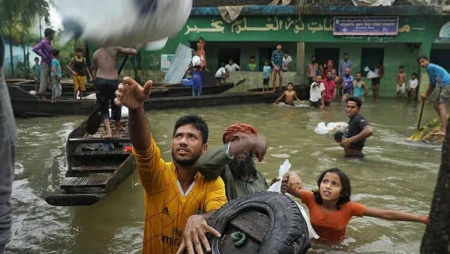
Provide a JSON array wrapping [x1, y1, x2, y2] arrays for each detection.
[[223, 123, 258, 144]]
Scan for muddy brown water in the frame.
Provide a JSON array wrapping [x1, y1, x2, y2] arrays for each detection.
[[10, 99, 440, 253]]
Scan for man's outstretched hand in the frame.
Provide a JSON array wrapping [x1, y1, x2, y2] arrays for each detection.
[[176, 215, 221, 254], [114, 77, 152, 110]]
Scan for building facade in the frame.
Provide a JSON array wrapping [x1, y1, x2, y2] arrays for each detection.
[[142, 1, 450, 97]]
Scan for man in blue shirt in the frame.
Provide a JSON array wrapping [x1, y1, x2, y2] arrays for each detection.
[[270, 43, 284, 92], [338, 53, 352, 80], [418, 55, 450, 135], [190, 66, 202, 97]]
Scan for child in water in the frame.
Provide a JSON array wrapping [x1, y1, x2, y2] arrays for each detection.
[[273, 82, 303, 106], [281, 168, 428, 241]]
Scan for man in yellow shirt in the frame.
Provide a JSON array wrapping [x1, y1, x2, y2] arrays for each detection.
[[114, 77, 227, 254]]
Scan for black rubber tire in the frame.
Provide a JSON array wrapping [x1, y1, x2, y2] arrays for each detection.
[[208, 191, 310, 254]]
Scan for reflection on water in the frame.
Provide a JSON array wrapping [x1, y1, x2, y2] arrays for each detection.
[[9, 99, 440, 253]]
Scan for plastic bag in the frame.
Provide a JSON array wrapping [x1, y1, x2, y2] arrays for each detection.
[[314, 122, 328, 135], [268, 159, 319, 239], [55, 0, 192, 49]]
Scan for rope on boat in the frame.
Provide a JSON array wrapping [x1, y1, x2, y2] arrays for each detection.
[[230, 231, 247, 247]]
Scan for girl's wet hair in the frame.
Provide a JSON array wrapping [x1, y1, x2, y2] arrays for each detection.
[[313, 168, 351, 210]]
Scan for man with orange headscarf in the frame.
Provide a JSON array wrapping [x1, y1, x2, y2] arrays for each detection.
[[196, 123, 269, 201]]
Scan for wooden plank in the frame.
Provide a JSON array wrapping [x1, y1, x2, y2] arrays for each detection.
[[229, 210, 270, 243], [60, 174, 111, 188], [71, 166, 118, 173], [68, 137, 130, 144]]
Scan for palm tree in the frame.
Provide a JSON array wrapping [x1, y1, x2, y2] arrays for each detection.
[[0, 0, 50, 77]]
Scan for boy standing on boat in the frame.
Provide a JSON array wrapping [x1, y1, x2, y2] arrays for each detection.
[[93, 47, 137, 138], [67, 48, 93, 99], [114, 77, 227, 254], [50, 49, 62, 103], [33, 57, 41, 92]]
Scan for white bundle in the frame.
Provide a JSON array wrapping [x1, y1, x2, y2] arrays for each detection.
[[268, 159, 319, 239], [55, 0, 192, 50], [364, 66, 378, 79]]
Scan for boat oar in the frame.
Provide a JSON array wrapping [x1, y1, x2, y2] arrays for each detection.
[[86, 55, 130, 135], [417, 100, 425, 130]]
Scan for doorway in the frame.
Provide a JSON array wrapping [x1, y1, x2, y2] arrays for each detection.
[[431, 49, 450, 72], [218, 48, 240, 68], [314, 48, 340, 68]]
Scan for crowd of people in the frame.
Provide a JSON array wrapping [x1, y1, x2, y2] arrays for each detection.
[[32, 28, 94, 102]]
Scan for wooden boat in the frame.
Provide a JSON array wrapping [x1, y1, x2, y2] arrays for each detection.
[[8, 79, 239, 98], [45, 120, 135, 206], [8, 84, 309, 117]]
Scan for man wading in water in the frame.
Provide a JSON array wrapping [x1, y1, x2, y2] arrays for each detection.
[[114, 77, 227, 254], [335, 96, 374, 158], [93, 47, 136, 138]]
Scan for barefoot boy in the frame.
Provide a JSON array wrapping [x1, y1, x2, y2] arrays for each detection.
[[418, 56, 450, 136], [396, 66, 407, 99], [408, 72, 418, 100], [273, 82, 302, 106]]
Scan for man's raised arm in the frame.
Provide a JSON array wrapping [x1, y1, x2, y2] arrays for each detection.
[[114, 77, 152, 150]]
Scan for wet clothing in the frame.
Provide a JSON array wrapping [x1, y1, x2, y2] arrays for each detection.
[[94, 78, 121, 121], [371, 66, 384, 86], [347, 114, 369, 151], [353, 81, 364, 98], [427, 63, 450, 88], [133, 138, 227, 254], [271, 50, 283, 69], [310, 82, 325, 102], [196, 145, 269, 201], [342, 75, 354, 95], [32, 38, 53, 65], [0, 37, 16, 252], [263, 78, 269, 86], [299, 190, 366, 241], [431, 85, 450, 104], [322, 79, 336, 103]]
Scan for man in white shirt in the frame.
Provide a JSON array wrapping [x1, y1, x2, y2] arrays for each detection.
[[225, 58, 240, 76], [310, 74, 325, 108], [408, 72, 419, 100], [215, 62, 228, 86]]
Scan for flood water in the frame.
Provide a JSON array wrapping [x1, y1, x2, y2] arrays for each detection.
[[9, 98, 441, 253]]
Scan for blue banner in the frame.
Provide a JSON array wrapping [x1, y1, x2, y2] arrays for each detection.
[[333, 17, 399, 36]]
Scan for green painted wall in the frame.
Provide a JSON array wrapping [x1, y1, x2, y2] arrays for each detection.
[[113, 15, 450, 96]]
